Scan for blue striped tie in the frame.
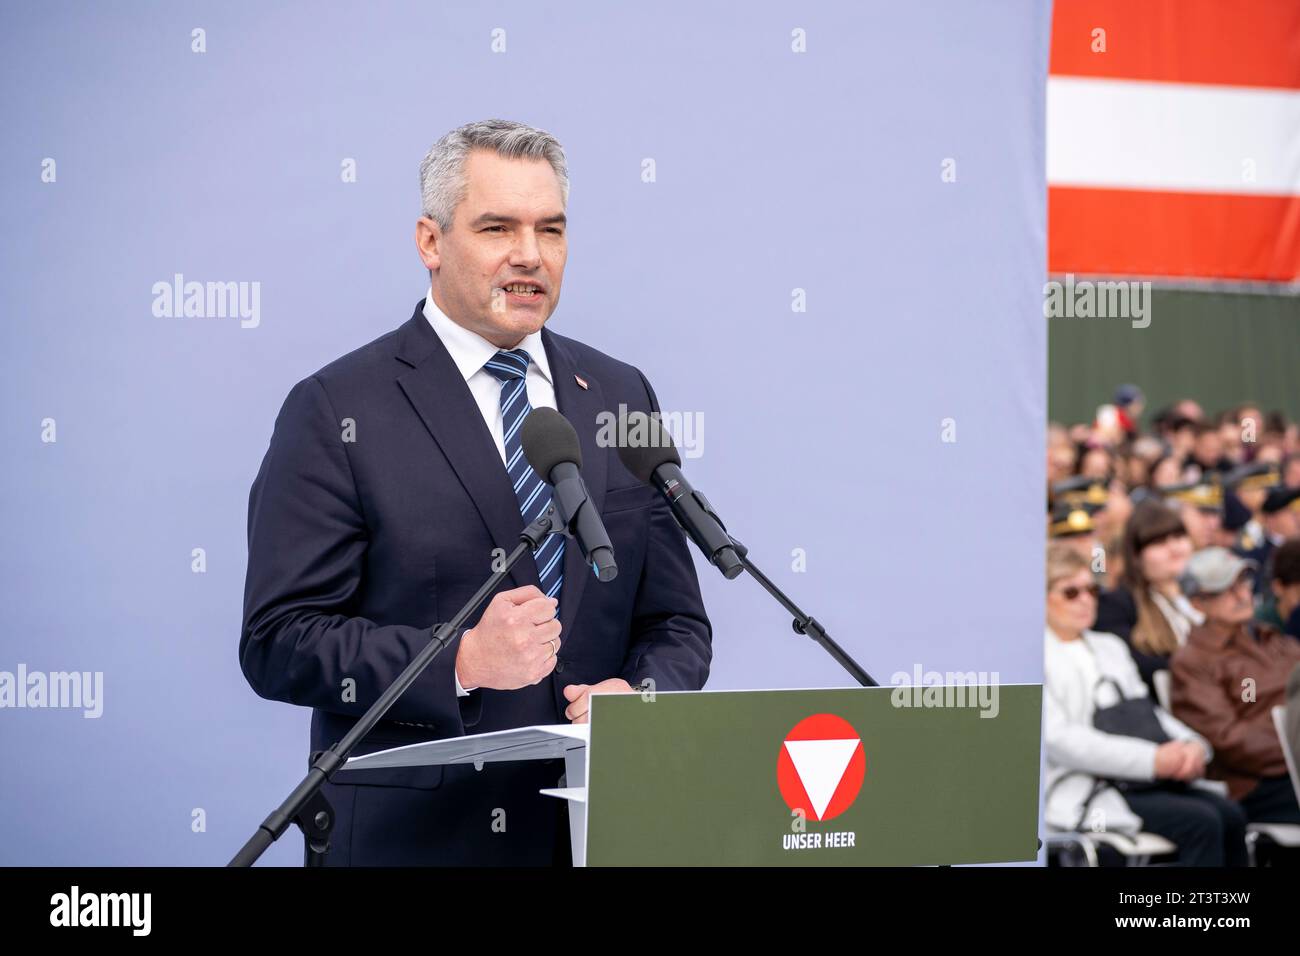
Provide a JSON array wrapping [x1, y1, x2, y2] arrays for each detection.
[[483, 349, 565, 608]]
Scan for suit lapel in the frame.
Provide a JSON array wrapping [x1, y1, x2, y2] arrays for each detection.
[[543, 328, 608, 639], [394, 304, 540, 592]]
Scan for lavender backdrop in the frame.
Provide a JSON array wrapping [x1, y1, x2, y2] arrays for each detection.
[[0, 1, 1050, 865]]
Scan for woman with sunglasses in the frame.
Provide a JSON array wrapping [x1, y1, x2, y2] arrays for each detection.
[[1045, 544, 1248, 865], [1095, 499, 1202, 700]]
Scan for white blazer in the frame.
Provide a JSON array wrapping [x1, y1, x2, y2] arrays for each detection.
[[1043, 627, 1213, 835]]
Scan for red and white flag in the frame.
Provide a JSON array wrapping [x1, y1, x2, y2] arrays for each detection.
[[1049, 0, 1300, 283]]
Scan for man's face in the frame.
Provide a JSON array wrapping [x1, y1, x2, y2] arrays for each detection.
[[1047, 444, 1074, 484], [1195, 430, 1223, 465], [1152, 457, 1182, 487], [1218, 421, 1243, 457], [1170, 424, 1196, 457], [1239, 484, 1267, 514], [1286, 458, 1300, 488], [1273, 578, 1300, 621], [1079, 448, 1111, 479], [1179, 503, 1220, 550], [1265, 507, 1300, 540], [416, 149, 567, 349], [1192, 572, 1256, 628]]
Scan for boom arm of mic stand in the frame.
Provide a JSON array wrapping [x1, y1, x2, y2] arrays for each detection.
[[728, 536, 878, 688], [228, 507, 565, 867]]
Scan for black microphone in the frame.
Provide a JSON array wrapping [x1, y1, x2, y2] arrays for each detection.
[[615, 411, 743, 579], [521, 408, 618, 582]]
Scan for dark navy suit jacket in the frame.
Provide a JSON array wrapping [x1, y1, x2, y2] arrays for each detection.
[[239, 301, 712, 865]]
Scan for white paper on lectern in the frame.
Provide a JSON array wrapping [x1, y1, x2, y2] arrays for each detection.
[[538, 787, 586, 803], [339, 723, 589, 772]]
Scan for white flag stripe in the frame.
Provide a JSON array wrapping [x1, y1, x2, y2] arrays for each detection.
[[1048, 76, 1300, 195]]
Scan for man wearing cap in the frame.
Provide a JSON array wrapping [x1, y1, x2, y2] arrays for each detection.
[[1170, 547, 1300, 824], [1224, 461, 1282, 591], [1159, 479, 1223, 551], [1047, 501, 1100, 565], [1243, 485, 1300, 607], [1261, 485, 1300, 551], [1052, 475, 1130, 553], [1225, 462, 1280, 551]]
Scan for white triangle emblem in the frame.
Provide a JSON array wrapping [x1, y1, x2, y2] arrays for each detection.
[[783, 738, 860, 819]]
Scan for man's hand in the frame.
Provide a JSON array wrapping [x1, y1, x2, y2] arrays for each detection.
[[562, 678, 635, 723], [456, 585, 560, 691]]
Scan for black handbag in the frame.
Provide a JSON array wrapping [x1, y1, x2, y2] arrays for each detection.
[[1091, 676, 1180, 794]]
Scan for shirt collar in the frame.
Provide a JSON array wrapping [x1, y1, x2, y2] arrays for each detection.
[[422, 287, 552, 385], [1153, 589, 1206, 627]]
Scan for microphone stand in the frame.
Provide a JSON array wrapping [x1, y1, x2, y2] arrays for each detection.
[[228, 506, 566, 867], [727, 536, 878, 688]]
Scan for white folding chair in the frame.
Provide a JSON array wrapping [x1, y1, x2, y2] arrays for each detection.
[[1245, 706, 1300, 865], [1045, 827, 1178, 867]]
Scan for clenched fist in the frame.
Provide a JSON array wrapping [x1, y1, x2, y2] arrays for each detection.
[[455, 585, 561, 691]]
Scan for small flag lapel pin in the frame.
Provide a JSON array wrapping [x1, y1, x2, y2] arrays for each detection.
[[574, 374, 588, 390]]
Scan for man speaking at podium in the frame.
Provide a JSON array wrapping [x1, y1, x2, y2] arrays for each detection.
[[238, 119, 712, 866]]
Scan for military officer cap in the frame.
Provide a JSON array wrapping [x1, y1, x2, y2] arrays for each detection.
[[1263, 485, 1300, 515], [1048, 501, 1096, 538], [1223, 461, 1281, 494], [1158, 477, 1223, 512], [1051, 475, 1109, 513]]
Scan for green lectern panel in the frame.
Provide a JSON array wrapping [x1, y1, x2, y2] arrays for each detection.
[[585, 684, 1041, 866]]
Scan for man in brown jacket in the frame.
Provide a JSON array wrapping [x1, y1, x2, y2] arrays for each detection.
[[1171, 547, 1300, 824]]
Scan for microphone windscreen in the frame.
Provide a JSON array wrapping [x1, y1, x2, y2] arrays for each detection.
[[615, 411, 681, 485], [521, 407, 583, 478]]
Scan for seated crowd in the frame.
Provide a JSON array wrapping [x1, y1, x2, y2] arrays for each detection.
[[1044, 388, 1300, 866]]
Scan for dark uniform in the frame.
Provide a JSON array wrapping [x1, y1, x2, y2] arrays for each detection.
[[1253, 485, 1300, 624], [1222, 462, 1281, 596]]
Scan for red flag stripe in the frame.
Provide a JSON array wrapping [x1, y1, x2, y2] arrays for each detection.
[[1049, 187, 1300, 282], [1051, 0, 1300, 91]]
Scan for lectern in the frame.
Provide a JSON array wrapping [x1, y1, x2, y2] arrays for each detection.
[[338, 684, 1042, 866]]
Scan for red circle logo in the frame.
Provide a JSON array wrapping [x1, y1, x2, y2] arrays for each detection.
[[776, 713, 865, 821]]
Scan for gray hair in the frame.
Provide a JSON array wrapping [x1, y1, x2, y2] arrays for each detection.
[[419, 119, 569, 231]]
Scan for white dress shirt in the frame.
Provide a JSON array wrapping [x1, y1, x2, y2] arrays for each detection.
[[423, 288, 557, 464], [423, 288, 558, 696]]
